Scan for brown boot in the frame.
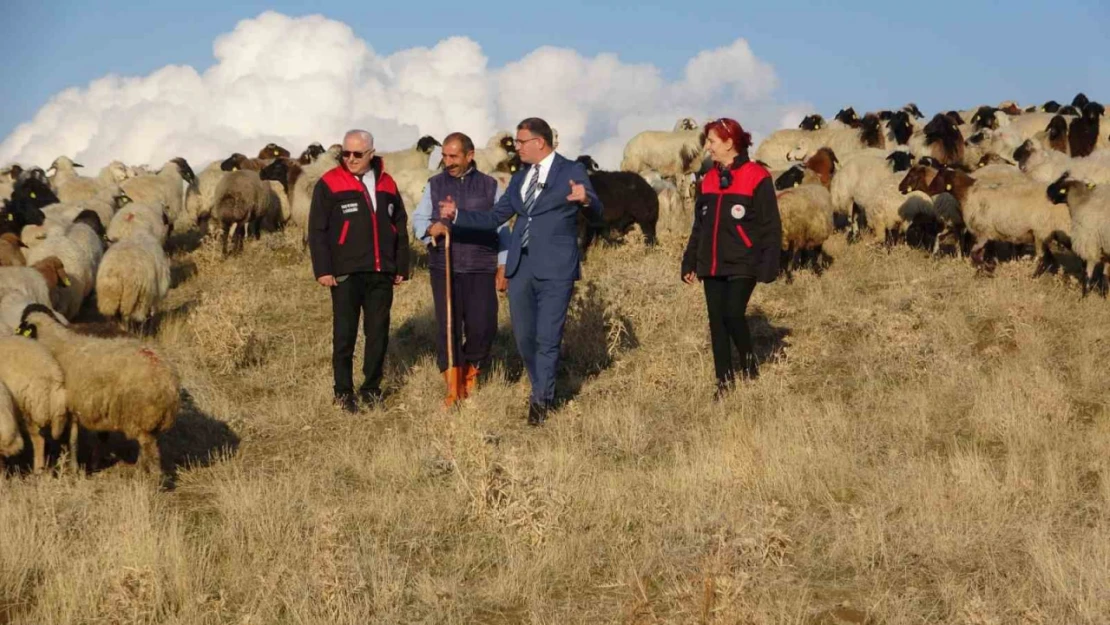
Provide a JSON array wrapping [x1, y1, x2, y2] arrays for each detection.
[[463, 363, 480, 397], [443, 367, 464, 409]]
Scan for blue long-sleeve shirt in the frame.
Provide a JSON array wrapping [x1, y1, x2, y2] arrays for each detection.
[[412, 178, 509, 267]]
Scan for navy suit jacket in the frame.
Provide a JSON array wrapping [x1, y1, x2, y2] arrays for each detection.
[[453, 153, 602, 280]]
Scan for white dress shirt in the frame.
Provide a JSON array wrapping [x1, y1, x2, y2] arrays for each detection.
[[520, 150, 557, 202], [357, 170, 377, 212]]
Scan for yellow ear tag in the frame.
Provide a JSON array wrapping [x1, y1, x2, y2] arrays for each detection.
[[794, 182, 800, 188], [946, 184, 952, 191], [1088, 183, 1096, 190], [61, 277, 71, 287], [1061, 188, 1067, 195], [29, 192, 36, 199], [232, 166, 239, 171], [21, 329, 31, 337], [6, 214, 12, 221], [272, 150, 279, 156]]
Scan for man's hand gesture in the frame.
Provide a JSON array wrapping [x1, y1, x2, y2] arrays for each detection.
[[438, 194, 457, 221], [426, 222, 450, 246], [566, 180, 588, 205]]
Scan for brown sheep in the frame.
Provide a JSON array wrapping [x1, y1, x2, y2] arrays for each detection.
[[257, 143, 291, 159], [0, 233, 26, 266]]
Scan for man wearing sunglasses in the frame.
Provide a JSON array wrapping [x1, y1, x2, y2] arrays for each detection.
[[428, 117, 602, 426], [309, 129, 411, 414]]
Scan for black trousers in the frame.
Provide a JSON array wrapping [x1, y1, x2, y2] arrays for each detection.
[[703, 276, 758, 384], [331, 272, 394, 396], [429, 270, 498, 372]]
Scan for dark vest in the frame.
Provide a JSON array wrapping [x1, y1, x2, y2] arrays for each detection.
[[428, 167, 500, 273]]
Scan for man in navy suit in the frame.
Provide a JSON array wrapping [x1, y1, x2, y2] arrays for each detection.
[[429, 117, 602, 425]]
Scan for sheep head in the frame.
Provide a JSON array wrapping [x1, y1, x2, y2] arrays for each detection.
[[886, 151, 914, 173], [943, 111, 966, 126], [258, 143, 291, 159], [31, 256, 69, 290], [903, 103, 924, 119], [575, 155, 600, 173], [805, 147, 838, 188], [298, 143, 326, 165], [16, 303, 66, 339], [1058, 105, 1079, 116], [925, 167, 974, 205], [860, 114, 885, 148], [170, 157, 196, 184], [889, 111, 914, 145], [834, 107, 861, 128], [970, 106, 1001, 131], [798, 114, 824, 131], [220, 153, 248, 172], [416, 136, 441, 154], [898, 164, 938, 195], [774, 165, 807, 191], [1072, 93, 1090, 109], [1082, 101, 1105, 122], [1041, 100, 1061, 113]]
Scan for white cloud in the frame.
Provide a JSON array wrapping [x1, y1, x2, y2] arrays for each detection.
[[0, 11, 806, 172]]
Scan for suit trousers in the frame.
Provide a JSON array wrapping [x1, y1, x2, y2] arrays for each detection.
[[429, 271, 498, 372], [331, 272, 394, 396], [508, 249, 575, 405]]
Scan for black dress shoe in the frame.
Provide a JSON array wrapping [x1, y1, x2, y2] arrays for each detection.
[[334, 393, 359, 414], [527, 402, 548, 426], [358, 387, 384, 407]]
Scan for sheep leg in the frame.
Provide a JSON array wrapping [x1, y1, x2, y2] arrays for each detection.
[[1081, 260, 1093, 297], [30, 429, 45, 473], [234, 221, 247, 255], [69, 419, 80, 472], [641, 221, 658, 247], [221, 222, 232, 257], [137, 432, 161, 474], [1032, 239, 1054, 278]]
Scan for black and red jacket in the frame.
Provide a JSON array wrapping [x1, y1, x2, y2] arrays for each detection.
[[308, 156, 410, 279], [682, 154, 782, 282]]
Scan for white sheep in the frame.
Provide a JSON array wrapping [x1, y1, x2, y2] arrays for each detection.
[[48, 156, 105, 203], [754, 126, 869, 171], [776, 183, 835, 280], [290, 146, 341, 231], [119, 157, 196, 227], [931, 167, 1070, 274], [620, 126, 706, 206], [96, 161, 133, 186], [392, 168, 435, 216], [107, 202, 170, 245], [1014, 140, 1110, 184], [380, 136, 441, 174], [95, 230, 171, 327], [0, 382, 22, 469], [1045, 175, 1110, 296], [0, 256, 68, 332], [16, 304, 180, 474], [0, 335, 67, 472], [40, 184, 125, 231], [23, 214, 104, 319], [473, 132, 516, 174]]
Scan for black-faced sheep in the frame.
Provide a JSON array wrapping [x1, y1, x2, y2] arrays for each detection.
[[1046, 174, 1110, 296], [886, 111, 914, 145], [860, 113, 885, 149], [119, 157, 196, 227], [1068, 101, 1104, 158], [799, 114, 825, 131], [16, 304, 180, 474], [1046, 115, 1069, 153], [297, 142, 326, 165], [380, 136, 441, 173], [220, 153, 269, 172], [833, 107, 861, 129], [574, 155, 659, 258], [1072, 93, 1090, 109], [922, 114, 965, 166], [473, 133, 517, 174]]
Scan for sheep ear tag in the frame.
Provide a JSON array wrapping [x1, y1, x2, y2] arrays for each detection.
[[5, 214, 12, 221], [946, 184, 952, 191], [272, 150, 279, 156], [29, 192, 36, 199], [730, 205, 746, 220], [1088, 183, 1096, 190], [61, 277, 71, 287], [1061, 188, 1067, 195]]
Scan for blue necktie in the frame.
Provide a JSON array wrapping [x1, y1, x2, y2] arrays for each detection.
[[521, 165, 541, 249]]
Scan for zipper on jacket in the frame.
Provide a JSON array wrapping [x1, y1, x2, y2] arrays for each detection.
[[360, 187, 382, 271], [735, 224, 752, 248], [338, 221, 350, 245], [710, 194, 724, 276]]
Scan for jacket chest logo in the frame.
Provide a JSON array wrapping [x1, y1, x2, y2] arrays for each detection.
[[730, 205, 746, 220], [340, 202, 359, 214]]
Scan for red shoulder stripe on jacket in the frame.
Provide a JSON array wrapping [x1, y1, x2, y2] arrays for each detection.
[[321, 167, 362, 193]]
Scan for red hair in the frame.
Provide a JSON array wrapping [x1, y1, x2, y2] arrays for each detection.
[[703, 118, 752, 153]]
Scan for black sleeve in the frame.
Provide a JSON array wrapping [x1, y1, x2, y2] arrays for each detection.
[[681, 190, 702, 278], [308, 179, 333, 279], [751, 177, 783, 283], [392, 192, 411, 279]]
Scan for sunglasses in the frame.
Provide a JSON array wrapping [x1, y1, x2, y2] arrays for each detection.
[[341, 150, 371, 159]]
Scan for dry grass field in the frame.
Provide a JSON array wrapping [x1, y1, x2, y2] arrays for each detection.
[[3, 205, 1110, 624]]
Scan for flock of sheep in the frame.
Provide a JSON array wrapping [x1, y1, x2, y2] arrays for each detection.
[[0, 90, 1107, 475]]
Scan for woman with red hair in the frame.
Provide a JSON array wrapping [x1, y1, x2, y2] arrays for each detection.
[[681, 118, 782, 399]]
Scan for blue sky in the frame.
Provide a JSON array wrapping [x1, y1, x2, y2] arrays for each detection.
[[2, 1, 1107, 157]]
